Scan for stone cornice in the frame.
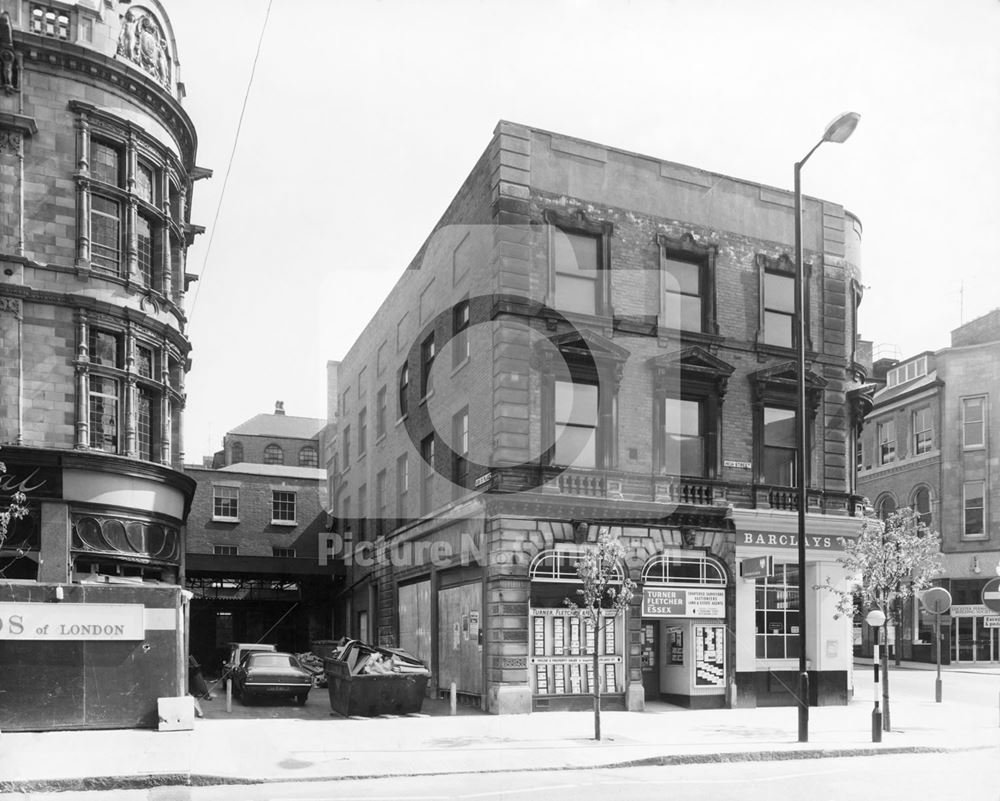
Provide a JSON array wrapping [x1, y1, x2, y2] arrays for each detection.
[[17, 34, 198, 167], [0, 282, 190, 356]]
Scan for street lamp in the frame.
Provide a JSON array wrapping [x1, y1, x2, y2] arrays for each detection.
[[794, 111, 860, 743]]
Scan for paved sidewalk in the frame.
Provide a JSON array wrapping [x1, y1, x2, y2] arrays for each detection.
[[1, 662, 997, 793]]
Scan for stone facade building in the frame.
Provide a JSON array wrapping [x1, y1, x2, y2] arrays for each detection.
[[327, 121, 869, 714], [0, 1, 207, 729], [184, 404, 338, 669], [858, 308, 1000, 664]]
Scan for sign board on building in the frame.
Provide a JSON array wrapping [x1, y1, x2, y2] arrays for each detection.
[[740, 555, 773, 579], [640, 587, 725, 618], [949, 604, 991, 618], [738, 532, 848, 551], [474, 472, 493, 488], [981, 577, 1000, 613], [0, 602, 144, 640], [724, 460, 752, 470]]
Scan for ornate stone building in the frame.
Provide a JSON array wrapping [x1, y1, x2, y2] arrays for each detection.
[[0, 1, 208, 730], [328, 122, 869, 714]]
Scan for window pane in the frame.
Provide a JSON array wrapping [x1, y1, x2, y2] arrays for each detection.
[[763, 311, 793, 348], [555, 381, 597, 426], [763, 446, 795, 486], [764, 407, 795, 447], [553, 231, 598, 274], [679, 295, 703, 331], [89, 330, 119, 367], [555, 274, 597, 315], [663, 258, 699, 295], [91, 143, 119, 185], [136, 163, 153, 203], [554, 424, 596, 468], [765, 273, 795, 313], [136, 216, 153, 286]]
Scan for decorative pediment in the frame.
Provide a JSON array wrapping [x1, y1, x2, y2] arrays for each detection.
[[648, 346, 734, 396], [749, 360, 827, 409]]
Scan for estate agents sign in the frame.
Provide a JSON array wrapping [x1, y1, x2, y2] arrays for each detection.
[[0, 602, 144, 640], [641, 587, 725, 618]]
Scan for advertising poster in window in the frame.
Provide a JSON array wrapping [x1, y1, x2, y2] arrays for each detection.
[[553, 617, 565, 655], [604, 662, 617, 693], [533, 616, 545, 655], [569, 617, 581, 654], [553, 664, 566, 694], [604, 615, 615, 654], [585, 662, 596, 693], [668, 626, 684, 664], [584, 619, 595, 654], [535, 664, 549, 694], [694, 625, 725, 687]]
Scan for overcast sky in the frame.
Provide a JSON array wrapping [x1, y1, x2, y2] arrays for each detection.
[[165, 0, 1000, 463]]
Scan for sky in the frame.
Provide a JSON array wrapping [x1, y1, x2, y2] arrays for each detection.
[[165, 0, 1000, 464]]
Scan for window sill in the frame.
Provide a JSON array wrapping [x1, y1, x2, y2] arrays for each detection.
[[211, 517, 240, 524], [419, 390, 435, 406], [375, 433, 387, 446], [451, 357, 470, 376], [270, 520, 298, 527], [395, 414, 409, 428]]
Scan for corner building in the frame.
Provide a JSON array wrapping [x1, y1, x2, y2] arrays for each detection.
[[858, 309, 1000, 665], [329, 122, 868, 714], [0, 2, 207, 729]]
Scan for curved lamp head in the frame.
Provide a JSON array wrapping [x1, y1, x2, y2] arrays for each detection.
[[822, 111, 861, 144]]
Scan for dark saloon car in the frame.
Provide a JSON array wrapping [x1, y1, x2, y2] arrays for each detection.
[[232, 651, 313, 705]]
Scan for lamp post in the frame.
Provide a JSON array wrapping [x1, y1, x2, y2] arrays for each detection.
[[793, 111, 860, 743], [865, 609, 886, 742]]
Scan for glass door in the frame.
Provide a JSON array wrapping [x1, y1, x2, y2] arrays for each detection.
[[953, 617, 976, 662]]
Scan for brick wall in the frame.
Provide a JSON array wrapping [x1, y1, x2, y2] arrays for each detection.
[[186, 466, 326, 559]]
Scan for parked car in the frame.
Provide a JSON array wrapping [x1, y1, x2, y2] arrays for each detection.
[[232, 651, 313, 705], [223, 642, 276, 675]]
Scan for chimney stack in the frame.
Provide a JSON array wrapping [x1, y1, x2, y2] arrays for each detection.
[[275, 400, 285, 415]]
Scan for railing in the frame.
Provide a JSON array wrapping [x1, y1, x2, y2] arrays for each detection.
[[489, 465, 865, 517]]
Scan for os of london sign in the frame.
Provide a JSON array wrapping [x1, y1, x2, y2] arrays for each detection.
[[0, 603, 144, 640], [641, 587, 726, 618]]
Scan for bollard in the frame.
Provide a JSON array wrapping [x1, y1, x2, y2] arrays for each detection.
[[450, 681, 457, 716], [871, 635, 882, 742], [226, 677, 232, 714]]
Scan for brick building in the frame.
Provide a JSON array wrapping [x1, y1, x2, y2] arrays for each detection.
[[327, 121, 869, 714], [185, 403, 338, 670], [0, 1, 207, 729], [858, 308, 1000, 664]]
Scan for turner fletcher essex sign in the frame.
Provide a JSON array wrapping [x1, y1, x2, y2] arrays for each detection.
[[0, 603, 144, 640], [640, 587, 725, 618]]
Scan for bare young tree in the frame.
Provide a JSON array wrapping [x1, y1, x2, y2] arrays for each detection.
[[565, 528, 637, 741], [819, 506, 942, 731]]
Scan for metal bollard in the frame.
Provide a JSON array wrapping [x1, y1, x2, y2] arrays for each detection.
[[871, 638, 882, 742], [226, 677, 232, 714], [450, 681, 457, 716]]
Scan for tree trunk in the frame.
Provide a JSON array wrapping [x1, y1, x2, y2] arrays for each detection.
[[882, 619, 891, 731], [593, 629, 601, 741]]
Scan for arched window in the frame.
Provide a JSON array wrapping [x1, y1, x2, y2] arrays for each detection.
[[263, 444, 284, 465], [298, 446, 318, 468], [529, 549, 625, 584], [230, 442, 243, 464], [876, 494, 897, 521], [912, 487, 932, 527], [641, 553, 727, 586]]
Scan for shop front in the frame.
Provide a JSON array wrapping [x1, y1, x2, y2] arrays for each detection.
[[639, 553, 728, 708], [528, 549, 627, 711], [950, 604, 1000, 663], [731, 511, 859, 708]]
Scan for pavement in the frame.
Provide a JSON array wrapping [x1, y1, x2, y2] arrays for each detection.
[[1, 660, 998, 794]]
